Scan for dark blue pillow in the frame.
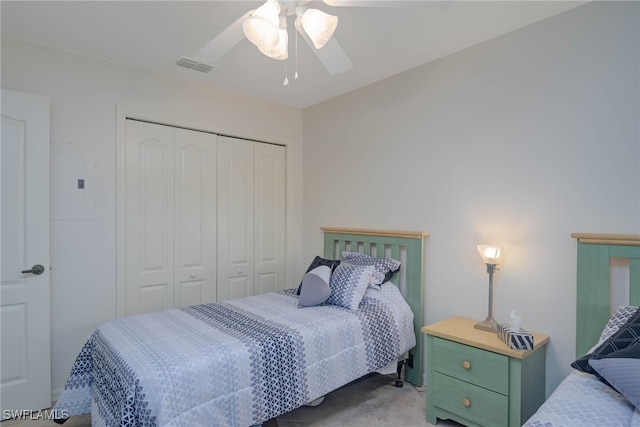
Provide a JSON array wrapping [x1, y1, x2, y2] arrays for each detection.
[[572, 307, 640, 374], [296, 256, 340, 295]]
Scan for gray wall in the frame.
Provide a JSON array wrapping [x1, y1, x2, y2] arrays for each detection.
[[302, 1, 639, 394]]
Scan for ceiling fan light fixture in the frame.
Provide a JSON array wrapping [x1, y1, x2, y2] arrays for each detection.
[[296, 7, 338, 49], [243, 0, 281, 48], [258, 16, 289, 60]]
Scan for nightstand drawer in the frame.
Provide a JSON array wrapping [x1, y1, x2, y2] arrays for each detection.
[[433, 372, 508, 427], [432, 337, 509, 394]]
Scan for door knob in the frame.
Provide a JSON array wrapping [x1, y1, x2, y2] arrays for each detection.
[[22, 264, 45, 275]]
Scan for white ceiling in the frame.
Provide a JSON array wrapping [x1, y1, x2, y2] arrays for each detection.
[[1, 1, 586, 109]]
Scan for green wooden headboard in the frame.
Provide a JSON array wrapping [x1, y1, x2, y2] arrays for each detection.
[[322, 227, 428, 386], [573, 233, 640, 357]]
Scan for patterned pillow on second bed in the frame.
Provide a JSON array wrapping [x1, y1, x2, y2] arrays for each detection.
[[571, 306, 640, 410], [572, 306, 640, 374]]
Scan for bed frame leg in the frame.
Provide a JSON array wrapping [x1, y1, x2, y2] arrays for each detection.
[[395, 360, 404, 388], [395, 353, 414, 388]]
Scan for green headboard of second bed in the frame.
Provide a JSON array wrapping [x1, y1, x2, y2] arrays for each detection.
[[322, 227, 428, 387], [572, 233, 640, 358]]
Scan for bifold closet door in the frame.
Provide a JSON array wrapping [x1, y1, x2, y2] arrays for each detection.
[[217, 137, 286, 299], [217, 136, 254, 300], [254, 143, 285, 294], [124, 120, 217, 316], [174, 128, 217, 308], [125, 120, 174, 315]]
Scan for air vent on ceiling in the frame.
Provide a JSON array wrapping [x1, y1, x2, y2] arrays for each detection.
[[175, 57, 216, 74]]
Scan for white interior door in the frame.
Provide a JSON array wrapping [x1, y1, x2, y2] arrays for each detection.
[[1, 89, 51, 415], [254, 143, 285, 294], [217, 136, 254, 301]]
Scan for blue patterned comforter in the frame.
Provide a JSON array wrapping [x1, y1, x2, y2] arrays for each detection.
[[54, 287, 415, 426]]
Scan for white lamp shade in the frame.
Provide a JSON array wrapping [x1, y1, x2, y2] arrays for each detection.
[[243, 0, 281, 48], [258, 27, 288, 59], [298, 8, 338, 49], [477, 245, 502, 265]]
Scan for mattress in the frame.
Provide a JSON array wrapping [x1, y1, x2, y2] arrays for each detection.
[[54, 285, 415, 427], [523, 371, 640, 427]]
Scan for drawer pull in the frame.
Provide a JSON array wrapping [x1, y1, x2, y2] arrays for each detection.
[[462, 360, 471, 370], [463, 398, 471, 407]]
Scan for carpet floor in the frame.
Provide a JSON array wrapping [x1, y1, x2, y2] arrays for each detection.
[[2, 374, 462, 427]]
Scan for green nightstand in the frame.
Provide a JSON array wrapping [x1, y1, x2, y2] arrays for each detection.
[[422, 317, 549, 427]]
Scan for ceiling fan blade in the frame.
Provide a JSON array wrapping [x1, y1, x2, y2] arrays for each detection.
[[191, 10, 253, 64], [324, 0, 450, 8], [316, 37, 353, 75], [297, 28, 353, 75]]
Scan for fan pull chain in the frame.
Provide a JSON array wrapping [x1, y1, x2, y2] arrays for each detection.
[[294, 26, 299, 80], [283, 59, 289, 86]]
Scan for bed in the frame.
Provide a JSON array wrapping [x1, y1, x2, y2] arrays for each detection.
[[523, 233, 640, 427], [53, 227, 428, 427]]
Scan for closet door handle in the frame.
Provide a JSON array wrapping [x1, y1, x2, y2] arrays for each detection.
[[22, 264, 45, 275]]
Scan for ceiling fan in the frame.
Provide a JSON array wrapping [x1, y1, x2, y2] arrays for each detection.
[[190, 0, 354, 83], [186, 1, 450, 84]]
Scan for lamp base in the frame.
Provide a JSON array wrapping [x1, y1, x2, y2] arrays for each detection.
[[474, 316, 498, 332]]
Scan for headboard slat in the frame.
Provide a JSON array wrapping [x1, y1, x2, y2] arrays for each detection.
[[363, 242, 371, 254], [630, 259, 640, 306]]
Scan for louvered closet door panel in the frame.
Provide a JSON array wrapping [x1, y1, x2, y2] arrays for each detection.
[[124, 120, 175, 315], [254, 143, 285, 294], [174, 129, 217, 307], [217, 136, 254, 301]]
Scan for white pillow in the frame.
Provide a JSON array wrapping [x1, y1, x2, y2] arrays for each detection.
[[298, 265, 332, 308]]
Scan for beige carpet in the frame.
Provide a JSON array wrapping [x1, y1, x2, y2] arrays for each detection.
[[2, 374, 461, 427]]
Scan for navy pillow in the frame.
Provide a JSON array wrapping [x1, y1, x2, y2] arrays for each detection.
[[572, 307, 640, 374], [296, 256, 340, 295]]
